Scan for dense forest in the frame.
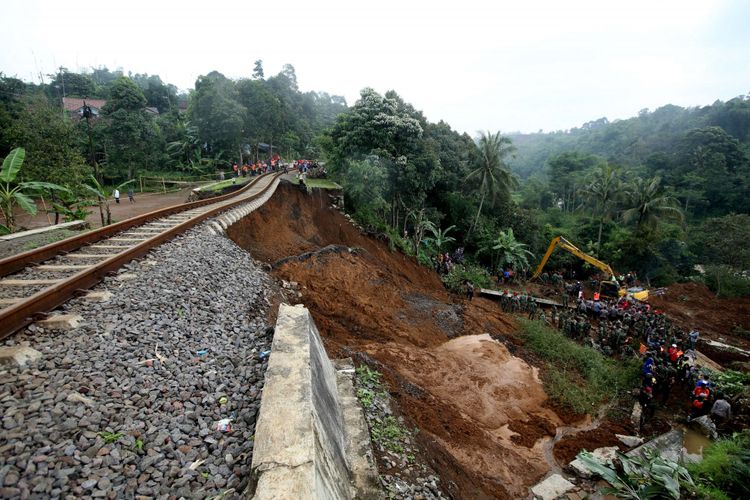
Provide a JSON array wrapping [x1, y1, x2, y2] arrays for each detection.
[[1, 65, 748, 295]]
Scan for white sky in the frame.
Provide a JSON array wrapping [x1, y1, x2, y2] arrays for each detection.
[[2, 0, 749, 133]]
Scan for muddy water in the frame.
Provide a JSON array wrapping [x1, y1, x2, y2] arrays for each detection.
[[682, 426, 712, 455]]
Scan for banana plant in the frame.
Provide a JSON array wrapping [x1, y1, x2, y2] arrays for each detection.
[[1, 148, 69, 234], [81, 175, 135, 226]]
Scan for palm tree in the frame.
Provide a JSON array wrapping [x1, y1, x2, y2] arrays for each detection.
[[1, 148, 69, 233], [423, 224, 456, 254], [622, 176, 684, 231], [466, 131, 517, 237], [582, 164, 621, 255], [485, 228, 534, 272]]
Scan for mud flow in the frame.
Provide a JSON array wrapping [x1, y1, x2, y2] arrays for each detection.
[[228, 183, 593, 497]]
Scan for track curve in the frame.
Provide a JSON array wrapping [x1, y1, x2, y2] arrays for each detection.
[[0, 172, 282, 339]]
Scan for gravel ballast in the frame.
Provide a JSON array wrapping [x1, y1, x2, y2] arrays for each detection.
[[0, 225, 276, 498]]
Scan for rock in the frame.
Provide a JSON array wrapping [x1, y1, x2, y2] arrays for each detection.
[[531, 475, 576, 500], [616, 434, 645, 448], [630, 401, 642, 429], [66, 392, 96, 407], [38, 314, 83, 330], [81, 479, 98, 489], [569, 447, 620, 478], [0, 346, 43, 368], [690, 415, 718, 440]]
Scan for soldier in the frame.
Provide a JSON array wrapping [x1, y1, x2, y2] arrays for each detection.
[[528, 299, 538, 319]]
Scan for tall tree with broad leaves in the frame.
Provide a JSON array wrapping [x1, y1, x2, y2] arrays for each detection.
[[483, 228, 534, 272], [581, 163, 621, 256], [622, 176, 683, 231], [0, 148, 69, 233], [466, 131, 517, 237], [103, 76, 159, 180]]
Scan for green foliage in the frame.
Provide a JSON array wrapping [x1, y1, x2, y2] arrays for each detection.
[[356, 365, 382, 387], [466, 131, 517, 235], [2, 95, 89, 186], [423, 224, 456, 255], [708, 369, 750, 398], [357, 388, 375, 408], [703, 265, 750, 298], [479, 228, 534, 272], [0, 147, 69, 231], [133, 438, 144, 451], [691, 214, 750, 270], [370, 416, 407, 453], [687, 431, 750, 500], [518, 319, 640, 414], [103, 77, 161, 180], [99, 431, 124, 444], [441, 264, 493, 294], [577, 448, 693, 499]]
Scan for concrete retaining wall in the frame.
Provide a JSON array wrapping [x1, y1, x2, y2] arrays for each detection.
[[250, 303, 379, 499]]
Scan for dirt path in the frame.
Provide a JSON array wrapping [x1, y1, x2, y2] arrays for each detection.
[[12, 187, 198, 231], [227, 183, 575, 497]]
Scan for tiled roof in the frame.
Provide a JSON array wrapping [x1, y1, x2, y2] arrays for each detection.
[[62, 97, 107, 111]]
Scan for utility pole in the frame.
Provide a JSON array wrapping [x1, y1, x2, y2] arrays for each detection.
[[58, 66, 66, 119], [82, 102, 101, 183]]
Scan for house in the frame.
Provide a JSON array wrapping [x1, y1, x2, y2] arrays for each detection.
[[62, 97, 160, 119], [62, 97, 107, 119]]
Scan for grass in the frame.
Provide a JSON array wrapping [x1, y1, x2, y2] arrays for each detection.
[[518, 318, 640, 414], [303, 178, 342, 189], [686, 431, 750, 500], [197, 176, 252, 193]]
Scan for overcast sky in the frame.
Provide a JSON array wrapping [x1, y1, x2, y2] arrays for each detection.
[[2, 0, 749, 133]]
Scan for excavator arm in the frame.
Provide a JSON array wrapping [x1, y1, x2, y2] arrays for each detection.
[[532, 236, 616, 281]]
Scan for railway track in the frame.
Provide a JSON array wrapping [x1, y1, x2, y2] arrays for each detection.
[[0, 172, 282, 339]]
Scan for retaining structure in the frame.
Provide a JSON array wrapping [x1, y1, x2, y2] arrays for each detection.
[[250, 303, 380, 499]]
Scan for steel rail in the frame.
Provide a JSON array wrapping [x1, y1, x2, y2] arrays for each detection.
[[0, 174, 272, 278], [0, 172, 282, 340]]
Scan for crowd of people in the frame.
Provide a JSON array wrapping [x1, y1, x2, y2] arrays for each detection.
[[434, 247, 464, 275], [534, 281, 733, 430]]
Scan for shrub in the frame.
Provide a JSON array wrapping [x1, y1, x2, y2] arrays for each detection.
[[687, 431, 750, 500], [518, 319, 640, 414], [703, 265, 750, 298], [441, 264, 493, 294]]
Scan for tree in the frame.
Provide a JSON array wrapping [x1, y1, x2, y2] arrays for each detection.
[[103, 77, 159, 180], [166, 120, 202, 170], [621, 176, 684, 231], [2, 95, 90, 186], [82, 175, 134, 226], [465, 131, 517, 237], [423, 224, 457, 254], [1, 148, 68, 233], [253, 59, 264, 79], [581, 163, 621, 255], [546, 152, 602, 212], [189, 72, 246, 164], [483, 228, 533, 272]]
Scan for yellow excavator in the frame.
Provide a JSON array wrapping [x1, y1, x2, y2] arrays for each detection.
[[532, 236, 649, 301]]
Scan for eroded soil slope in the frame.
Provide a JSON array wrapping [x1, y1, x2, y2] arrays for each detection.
[[227, 183, 564, 497]]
